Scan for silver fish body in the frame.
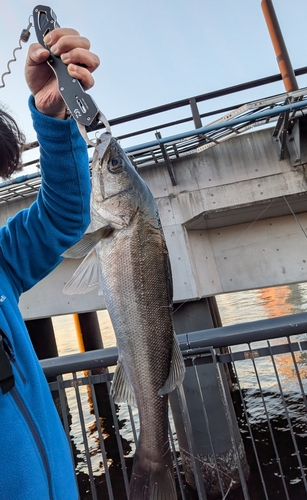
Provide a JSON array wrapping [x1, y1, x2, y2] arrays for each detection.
[[63, 133, 185, 500]]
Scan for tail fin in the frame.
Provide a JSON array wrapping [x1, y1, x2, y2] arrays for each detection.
[[129, 449, 177, 500]]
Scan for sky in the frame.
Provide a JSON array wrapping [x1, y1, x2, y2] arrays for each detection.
[[0, 0, 306, 156]]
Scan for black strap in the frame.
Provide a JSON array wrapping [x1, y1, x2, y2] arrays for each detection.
[[0, 335, 14, 394]]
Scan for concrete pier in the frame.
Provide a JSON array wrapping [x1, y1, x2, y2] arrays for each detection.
[[26, 317, 58, 360]]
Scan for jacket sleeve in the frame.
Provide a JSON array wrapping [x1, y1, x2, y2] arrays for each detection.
[[0, 96, 91, 295]]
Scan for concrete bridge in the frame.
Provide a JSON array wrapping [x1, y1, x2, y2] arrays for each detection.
[[1, 82, 307, 320]]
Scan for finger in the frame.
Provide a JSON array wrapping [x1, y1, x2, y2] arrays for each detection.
[[43, 28, 80, 47], [61, 48, 100, 73], [47, 35, 91, 57], [67, 64, 95, 91]]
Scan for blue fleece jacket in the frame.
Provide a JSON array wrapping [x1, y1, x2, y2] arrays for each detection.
[[0, 96, 91, 500]]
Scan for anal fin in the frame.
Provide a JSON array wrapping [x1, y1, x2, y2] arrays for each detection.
[[158, 332, 185, 396], [111, 360, 137, 407]]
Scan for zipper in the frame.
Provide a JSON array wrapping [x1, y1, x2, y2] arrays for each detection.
[[0, 329, 54, 499], [1, 331, 26, 384], [0, 332, 14, 394], [10, 387, 54, 499]]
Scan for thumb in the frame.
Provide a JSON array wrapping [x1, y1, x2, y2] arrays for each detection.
[[27, 44, 50, 66], [25, 44, 54, 96]]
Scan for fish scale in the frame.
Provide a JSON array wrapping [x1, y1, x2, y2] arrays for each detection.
[[63, 133, 185, 499]]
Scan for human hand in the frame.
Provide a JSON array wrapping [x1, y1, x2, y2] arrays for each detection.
[[25, 28, 100, 119]]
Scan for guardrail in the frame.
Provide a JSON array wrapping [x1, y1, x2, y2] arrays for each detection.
[[42, 313, 307, 499], [2, 67, 307, 202]]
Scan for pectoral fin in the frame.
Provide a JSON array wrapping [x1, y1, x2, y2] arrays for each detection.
[[158, 332, 185, 396], [62, 225, 113, 259], [63, 248, 102, 295], [111, 360, 137, 407]]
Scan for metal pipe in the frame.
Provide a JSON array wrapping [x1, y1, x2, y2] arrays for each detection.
[[261, 0, 298, 92], [73, 312, 104, 352], [18, 65, 307, 151], [73, 313, 85, 352], [186, 311, 307, 349], [40, 312, 307, 377], [6, 98, 307, 191], [102, 66, 307, 128], [125, 99, 307, 153]]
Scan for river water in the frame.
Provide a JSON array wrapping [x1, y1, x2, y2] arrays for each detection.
[[51, 283, 307, 357], [216, 282, 307, 326], [50, 282, 307, 499]]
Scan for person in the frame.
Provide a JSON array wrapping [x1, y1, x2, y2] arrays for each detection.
[[0, 28, 99, 499]]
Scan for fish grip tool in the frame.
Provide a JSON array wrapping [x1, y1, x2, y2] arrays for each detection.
[[33, 5, 111, 145]]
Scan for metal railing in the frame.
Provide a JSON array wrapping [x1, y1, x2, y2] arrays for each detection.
[[42, 312, 307, 500], [2, 67, 307, 202]]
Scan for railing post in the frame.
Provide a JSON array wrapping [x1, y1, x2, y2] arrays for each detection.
[[155, 131, 177, 186], [189, 97, 203, 129]]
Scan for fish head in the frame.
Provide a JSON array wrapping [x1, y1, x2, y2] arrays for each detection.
[[91, 134, 143, 229]]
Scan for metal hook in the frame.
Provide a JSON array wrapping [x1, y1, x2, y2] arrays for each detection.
[[78, 111, 111, 147]]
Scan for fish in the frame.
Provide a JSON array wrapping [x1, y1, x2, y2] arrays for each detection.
[[62, 132, 185, 500]]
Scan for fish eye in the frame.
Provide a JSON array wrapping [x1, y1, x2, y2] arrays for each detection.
[[108, 157, 124, 173]]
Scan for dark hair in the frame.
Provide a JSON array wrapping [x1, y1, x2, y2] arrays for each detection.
[[0, 107, 25, 179]]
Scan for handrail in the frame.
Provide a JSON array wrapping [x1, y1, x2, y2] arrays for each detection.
[[124, 99, 307, 153], [40, 311, 307, 378], [99, 65, 307, 127], [21, 65, 307, 148], [3, 68, 307, 196]]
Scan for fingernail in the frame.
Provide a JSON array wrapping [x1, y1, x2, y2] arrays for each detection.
[[43, 34, 51, 45], [50, 44, 59, 56], [35, 47, 47, 58], [61, 52, 69, 63]]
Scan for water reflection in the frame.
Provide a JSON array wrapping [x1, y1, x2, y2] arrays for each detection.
[[216, 282, 307, 325]]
